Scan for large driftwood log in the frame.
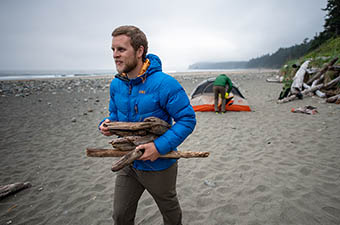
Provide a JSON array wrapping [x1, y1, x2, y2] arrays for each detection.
[[109, 135, 158, 151], [303, 83, 326, 98], [306, 57, 338, 85], [311, 73, 325, 86], [291, 60, 310, 94], [329, 65, 340, 71], [277, 83, 323, 103], [324, 74, 340, 89], [0, 182, 32, 199], [104, 117, 171, 136], [86, 148, 210, 159]]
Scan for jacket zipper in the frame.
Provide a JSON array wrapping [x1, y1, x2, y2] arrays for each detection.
[[129, 84, 132, 95], [127, 83, 132, 121]]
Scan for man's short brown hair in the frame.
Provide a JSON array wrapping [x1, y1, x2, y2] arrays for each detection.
[[112, 25, 148, 61]]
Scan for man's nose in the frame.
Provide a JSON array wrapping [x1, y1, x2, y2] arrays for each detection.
[[113, 50, 120, 59]]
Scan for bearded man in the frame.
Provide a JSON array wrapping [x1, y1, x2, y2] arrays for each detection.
[[99, 25, 196, 225]]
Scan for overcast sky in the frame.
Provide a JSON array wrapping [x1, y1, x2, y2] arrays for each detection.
[[0, 0, 327, 72]]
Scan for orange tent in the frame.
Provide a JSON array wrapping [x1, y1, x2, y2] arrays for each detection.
[[190, 78, 251, 112]]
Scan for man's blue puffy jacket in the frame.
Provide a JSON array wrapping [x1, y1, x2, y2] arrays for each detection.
[[100, 54, 196, 171]]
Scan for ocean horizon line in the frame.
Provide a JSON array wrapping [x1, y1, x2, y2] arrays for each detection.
[[0, 68, 274, 81]]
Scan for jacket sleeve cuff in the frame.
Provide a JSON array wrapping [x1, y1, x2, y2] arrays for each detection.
[[98, 118, 107, 130], [153, 137, 172, 155]]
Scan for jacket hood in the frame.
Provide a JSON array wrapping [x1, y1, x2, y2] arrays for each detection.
[[145, 54, 162, 75], [115, 54, 162, 84]]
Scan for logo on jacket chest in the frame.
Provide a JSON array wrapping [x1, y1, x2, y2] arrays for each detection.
[[139, 90, 146, 94]]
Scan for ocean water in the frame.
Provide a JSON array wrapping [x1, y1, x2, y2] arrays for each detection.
[[0, 70, 117, 81], [0, 68, 253, 81]]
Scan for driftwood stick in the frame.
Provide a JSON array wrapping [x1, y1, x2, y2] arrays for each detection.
[[109, 135, 158, 151], [110, 149, 210, 172], [164, 151, 210, 158], [306, 57, 338, 85], [329, 65, 340, 71], [312, 74, 325, 86], [326, 94, 340, 103], [323, 75, 340, 89], [104, 117, 170, 131], [86, 148, 210, 158], [0, 182, 32, 199], [104, 117, 171, 137], [303, 83, 326, 98], [111, 149, 144, 172], [106, 130, 148, 137]]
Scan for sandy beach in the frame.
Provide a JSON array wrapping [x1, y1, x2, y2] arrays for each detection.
[[1, 69, 340, 225]]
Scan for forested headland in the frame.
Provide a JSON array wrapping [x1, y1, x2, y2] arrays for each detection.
[[189, 0, 339, 70]]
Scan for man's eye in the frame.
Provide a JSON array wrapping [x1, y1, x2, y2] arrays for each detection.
[[112, 47, 125, 52]]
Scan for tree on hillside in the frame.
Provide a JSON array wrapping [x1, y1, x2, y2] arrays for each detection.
[[323, 0, 340, 36], [310, 0, 340, 51], [246, 40, 311, 68]]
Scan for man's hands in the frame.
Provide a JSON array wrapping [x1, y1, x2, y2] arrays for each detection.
[[99, 119, 113, 136], [136, 142, 160, 162]]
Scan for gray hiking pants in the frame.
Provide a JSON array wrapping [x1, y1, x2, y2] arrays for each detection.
[[112, 162, 182, 225]]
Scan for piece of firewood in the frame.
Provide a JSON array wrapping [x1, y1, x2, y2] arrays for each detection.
[[143, 117, 172, 135], [86, 148, 210, 159], [110, 148, 210, 172], [86, 148, 124, 157], [111, 148, 144, 172], [105, 117, 170, 131], [0, 182, 32, 199], [306, 57, 338, 85], [109, 135, 158, 151], [104, 117, 171, 137], [106, 130, 148, 137]]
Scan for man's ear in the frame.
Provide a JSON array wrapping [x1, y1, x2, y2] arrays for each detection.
[[137, 46, 144, 59]]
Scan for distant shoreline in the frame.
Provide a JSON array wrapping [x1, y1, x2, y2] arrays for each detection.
[[169, 68, 278, 77], [0, 68, 279, 81]]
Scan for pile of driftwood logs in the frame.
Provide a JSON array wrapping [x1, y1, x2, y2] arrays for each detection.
[[278, 57, 340, 104], [86, 117, 209, 172]]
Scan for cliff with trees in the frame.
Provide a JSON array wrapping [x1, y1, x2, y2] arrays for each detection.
[[189, 0, 339, 70], [277, 0, 340, 105]]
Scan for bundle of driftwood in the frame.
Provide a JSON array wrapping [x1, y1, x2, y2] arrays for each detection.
[[278, 57, 340, 104], [86, 117, 209, 172]]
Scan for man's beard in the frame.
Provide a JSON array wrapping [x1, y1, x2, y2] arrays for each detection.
[[117, 56, 138, 74]]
